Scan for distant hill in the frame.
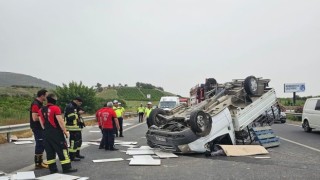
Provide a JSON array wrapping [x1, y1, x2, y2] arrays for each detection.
[[96, 87, 175, 101], [0, 72, 56, 89]]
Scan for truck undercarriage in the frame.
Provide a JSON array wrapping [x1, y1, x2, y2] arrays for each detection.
[[146, 76, 279, 153]]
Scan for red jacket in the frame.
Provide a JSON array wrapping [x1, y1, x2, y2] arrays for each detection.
[[95, 108, 103, 127], [38, 103, 62, 129], [98, 107, 117, 129]]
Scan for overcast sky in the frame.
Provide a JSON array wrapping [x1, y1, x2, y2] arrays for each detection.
[[0, 0, 319, 98]]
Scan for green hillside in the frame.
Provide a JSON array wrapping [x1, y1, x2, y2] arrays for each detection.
[[96, 88, 118, 99], [117, 87, 145, 100], [97, 87, 176, 102]]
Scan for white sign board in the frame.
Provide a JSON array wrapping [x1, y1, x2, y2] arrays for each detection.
[[147, 94, 151, 99], [284, 83, 305, 93]]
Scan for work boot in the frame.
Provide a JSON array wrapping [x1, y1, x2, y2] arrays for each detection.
[[48, 163, 58, 174], [109, 146, 118, 151], [62, 163, 77, 174], [63, 168, 78, 174], [69, 152, 81, 161], [35, 154, 48, 169], [76, 150, 85, 159]]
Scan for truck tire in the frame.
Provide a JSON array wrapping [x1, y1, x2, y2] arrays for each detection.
[[149, 108, 167, 127], [244, 76, 258, 95], [303, 120, 312, 132], [190, 110, 212, 137]]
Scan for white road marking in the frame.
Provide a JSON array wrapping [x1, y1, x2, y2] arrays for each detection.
[[123, 123, 144, 132], [10, 122, 144, 174], [285, 123, 302, 127], [279, 136, 320, 153]]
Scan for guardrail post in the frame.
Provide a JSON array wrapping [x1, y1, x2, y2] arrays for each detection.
[[7, 132, 10, 143]]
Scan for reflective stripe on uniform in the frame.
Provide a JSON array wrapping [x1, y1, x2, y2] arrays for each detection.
[[47, 159, 56, 164], [66, 125, 81, 131], [69, 140, 77, 152], [61, 149, 71, 164]]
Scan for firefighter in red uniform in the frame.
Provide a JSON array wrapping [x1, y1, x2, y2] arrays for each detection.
[[38, 93, 77, 174], [30, 89, 48, 169], [99, 102, 120, 151]]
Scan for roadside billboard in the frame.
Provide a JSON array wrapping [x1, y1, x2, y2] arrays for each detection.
[[284, 83, 305, 93]]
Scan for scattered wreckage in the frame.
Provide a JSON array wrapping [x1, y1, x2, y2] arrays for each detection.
[[146, 76, 280, 153]]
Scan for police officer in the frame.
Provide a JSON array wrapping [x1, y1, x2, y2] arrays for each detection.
[[64, 97, 85, 161], [38, 93, 77, 174], [30, 89, 48, 169], [143, 102, 153, 128], [113, 100, 124, 137], [137, 103, 145, 123]]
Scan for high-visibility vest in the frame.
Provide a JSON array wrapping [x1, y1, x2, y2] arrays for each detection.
[[113, 106, 122, 118], [145, 108, 152, 118], [138, 107, 144, 113]]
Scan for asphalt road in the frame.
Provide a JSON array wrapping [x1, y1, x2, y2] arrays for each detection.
[[0, 119, 319, 180]]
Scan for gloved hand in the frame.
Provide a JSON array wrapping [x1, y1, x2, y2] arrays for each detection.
[[79, 122, 85, 128]]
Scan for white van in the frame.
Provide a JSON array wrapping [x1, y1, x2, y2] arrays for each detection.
[[302, 98, 320, 132], [159, 96, 180, 111]]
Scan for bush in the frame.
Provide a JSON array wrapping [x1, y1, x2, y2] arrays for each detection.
[[55, 81, 97, 114]]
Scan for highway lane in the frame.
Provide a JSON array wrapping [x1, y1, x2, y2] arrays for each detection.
[[272, 122, 320, 150], [1, 118, 320, 179], [34, 120, 320, 180], [0, 118, 140, 174]]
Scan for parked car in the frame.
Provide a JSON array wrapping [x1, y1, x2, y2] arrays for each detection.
[[302, 98, 320, 132]]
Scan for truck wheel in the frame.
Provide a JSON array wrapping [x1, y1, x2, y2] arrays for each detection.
[[190, 110, 212, 137], [303, 120, 312, 132], [244, 76, 258, 95], [149, 108, 167, 127]]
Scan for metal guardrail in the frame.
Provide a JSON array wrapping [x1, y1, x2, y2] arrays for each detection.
[[285, 112, 302, 117], [0, 116, 96, 142]]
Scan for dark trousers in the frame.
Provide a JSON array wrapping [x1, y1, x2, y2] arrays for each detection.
[[99, 128, 104, 148], [32, 128, 45, 154], [138, 113, 144, 123], [146, 117, 151, 128], [69, 131, 82, 153], [115, 117, 123, 136], [103, 129, 115, 150], [44, 128, 71, 172]]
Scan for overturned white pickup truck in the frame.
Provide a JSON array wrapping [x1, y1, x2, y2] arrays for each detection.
[[146, 76, 279, 153]]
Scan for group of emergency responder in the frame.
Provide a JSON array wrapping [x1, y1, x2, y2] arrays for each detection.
[[137, 102, 154, 128], [95, 100, 126, 150], [30, 89, 86, 174], [29, 89, 155, 174]]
